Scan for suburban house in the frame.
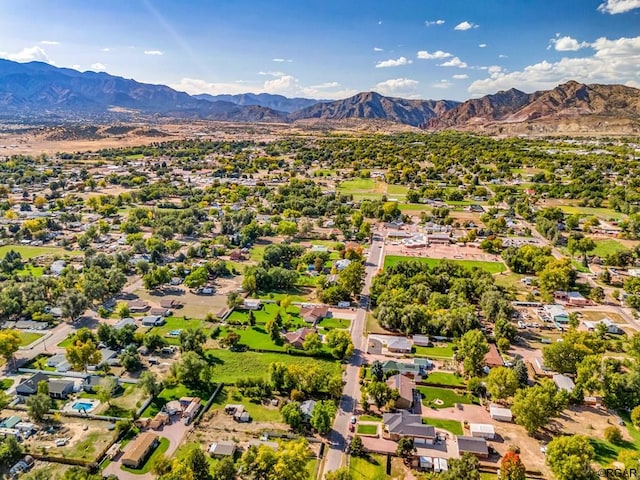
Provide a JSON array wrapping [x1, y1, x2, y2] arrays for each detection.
[[469, 423, 496, 440], [554, 291, 589, 306], [412, 335, 430, 347], [300, 304, 330, 325], [484, 344, 504, 368], [15, 373, 49, 397], [284, 327, 316, 349], [381, 360, 423, 377], [82, 375, 103, 393], [387, 337, 413, 354], [160, 299, 181, 310], [335, 259, 351, 271], [386, 374, 415, 410], [382, 411, 436, 444], [301, 400, 317, 419], [48, 380, 74, 400], [121, 432, 159, 468], [149, 307, 171, 317], [181, 397, 201, 423], [114, 317, 136, 330], [553, 374, 576, 393], [543, 304, 569, 324], [225, 404, 251, 423], [127, 299, 149, 313], [456, 436, 489, 458], [141, 315, 165, 327], [489, 405, 513, 422], [209, 441, 236, 458], [98, 348, 118, 365], [583, 318, 624, 335]]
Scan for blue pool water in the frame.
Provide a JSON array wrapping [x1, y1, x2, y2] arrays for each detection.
[[72, 401, 94, 412], [169, 329, 182, 336]]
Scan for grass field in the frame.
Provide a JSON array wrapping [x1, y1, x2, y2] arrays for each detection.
[[357, 424, 378, 435], [18, 332, 44, 346], [205, 348, 341, 384], [417, 386, 477, 409], [384, 255, 506, 273], [556, 205, 626, 220], [423, 417, 463, 435], [424, 372, 465, 387], [0, 245, 82, 259], [592, 239, 629, 257], [16, 265, 44, 277], [227, 303, 304, 327], [338, 178, 376, 192], [257, 290, 311, 302], [0, 379, 14, 390], [360, 415, 382, 422], [414, 344, 455, 359], [349, 454, 388, 480], [121, 437, 170, 474], [318, 318, 350, 329], [210, 387, 282, 422], [149, 316, 212, 345], [142, 383, 209, 418]]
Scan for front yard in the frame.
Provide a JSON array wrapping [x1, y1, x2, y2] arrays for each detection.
[[417, 386, 478, 409]]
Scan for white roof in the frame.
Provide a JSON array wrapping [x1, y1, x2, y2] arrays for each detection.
[[489, 405, 512, 418], [469, 423, 495, 434], [553, 374, 575, 392], [544, 304, 568, 318]]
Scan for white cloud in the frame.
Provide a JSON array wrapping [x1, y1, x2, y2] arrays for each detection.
[[40, 40, 59, 45], [487, 66, 503, 74], [478, 43, 487, 48], [272, 58, 293, 63], [454, 21, 478, 31], [374, 78, 419, 96], [373, 47, 384, 52], [498, 54, 508, 58], [376, 56, 413, 68], [171, 76, 355, 99], [90, 63, 106, 71], [597, 0, 640, 14], [469, 35, 640, 95], [144, 50, 164, 56], [3, 46, 51, 63], [102, 48, 111, 52], [425, 19, 445, 26], [433, 80, 453, 89], [417, 50, 452, 60], [378, 21, 383, 25], [439, 57, 468, 68], [551, 36, 590, 51], [258, 71, 286, 77], [453, 74, 469, 79]]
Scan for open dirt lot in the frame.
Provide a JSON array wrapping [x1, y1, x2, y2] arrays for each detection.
[[384, 242, 502, 262], [134, 286, 229, 319]]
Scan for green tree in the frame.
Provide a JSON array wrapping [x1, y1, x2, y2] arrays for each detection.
[[545, 435, 597, 480], [326, 329, 354, 360], [220, 331, 241, 348], [441, 453, 481, 480], [456, 329, 490, 376], [310, 400, 337, 435], [631, 405, 640, 428], [543, 329, 605, 374], [325, 467, 352, 480], [211, 456, 236, 480], [396, 437, 416, 462], [248, 310, 256, 326], [370, 360, 384, 382], [66, 337, 101, 371], [364, 381, 393, 409], [512, 379, 569, 434], [281, 401, 305, 431], [0, 436, 22, 469], [302, 332, 322, 354], [604, 426, 623, 444], [116, 302, 130, 319], [338, 261, 365, 297], [59, 290, 89, 321], [139, 371, 162, 397], [26, 392, 51, 422], [267, 319, 282, 345], [182, 444, 210, 480], [172, 351, 208, 388], [179, 328, 207, 355], [538, 259, 576, 299], [349, 436, 364, 457], [97, 377, 118, 406], [485, 367, 519, 401]]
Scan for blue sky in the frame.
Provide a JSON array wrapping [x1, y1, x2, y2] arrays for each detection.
[[0, 0, 639, 100]]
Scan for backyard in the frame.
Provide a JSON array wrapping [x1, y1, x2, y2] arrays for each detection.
[[413, 343, 455, 359], [209, 387, 283, 422], [149, 316, 214, 345], [383, 255, 506, 273], [423, 371, 465, 387], [423, 417, 463, 436], [18, 331, 44, 346], [417, 386, 478, 409], [357, 424, 378, 435], [0, 245, 83, 259]]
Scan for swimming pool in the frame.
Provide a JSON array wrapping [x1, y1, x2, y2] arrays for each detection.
[[168, 329, 182, 337], [69, 399, 99, 413]]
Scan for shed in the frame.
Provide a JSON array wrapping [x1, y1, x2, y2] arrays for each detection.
[[243, 299, 261, 310], [141, 315, 165, 327], [489, 405, 513, 422], [433, 457, 448, 473], [553, 374, 575, 393], [413, 335, 430, 347], [1, 416, 22, 429], [209, 441, 236, 458], [114, 317, 136, 330], [456, 436, 489, 458], [469, 423, 496, 440]]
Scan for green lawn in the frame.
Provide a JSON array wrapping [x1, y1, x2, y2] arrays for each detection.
[[414, 344, 455, 359], [16, 265, 44, 277], [592, 239, 629, 258], [423, 417, 463, 435], [58, 336, 75, 348], [349, 454, 387, 480], [205, 348, 341, 385], [417, 386, 477, 409], [557, 205, 626, 220], [257, 290, 311, 302], [121, 437, 170, 474], [0, 379, 14, 390], [384, 255, 506, 274], [360, 415, 382, 422], [318, 318, 350, 329], [0, 245, 82, 259], [399, 203, 431, 212], [141, 383, 210, 418], [590, 437, 636, 467], [210, 387, 282, 422], [227, 303, 302, 326], [424, 372, 465, 387], [19, 331, 44, 346], [338, 178, 377, 192], [357, 424, 378, 435], [149, 316, 212, 345]]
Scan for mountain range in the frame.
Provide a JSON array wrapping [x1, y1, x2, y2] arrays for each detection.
[[1, 58, 639, 133]]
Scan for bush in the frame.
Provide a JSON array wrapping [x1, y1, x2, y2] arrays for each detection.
[[604, 426, 623, 444], [631, 405, 640, 428]]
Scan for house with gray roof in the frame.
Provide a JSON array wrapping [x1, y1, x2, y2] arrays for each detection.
[[382, 411, 435, 443]]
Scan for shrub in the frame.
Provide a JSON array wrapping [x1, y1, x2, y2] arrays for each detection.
[[604, 426, 623, 444]]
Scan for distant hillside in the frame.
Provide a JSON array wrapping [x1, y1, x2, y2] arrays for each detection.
[[425, 81, 640, 133], [194, 92, 320, 113], [0, 59, 287, 122], [289, 91, 460, 127]]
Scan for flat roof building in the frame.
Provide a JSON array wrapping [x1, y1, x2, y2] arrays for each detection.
[[121, 432, 159, 469]]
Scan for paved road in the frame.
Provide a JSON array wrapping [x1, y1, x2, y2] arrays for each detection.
[[322, 231, 385, 477]]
